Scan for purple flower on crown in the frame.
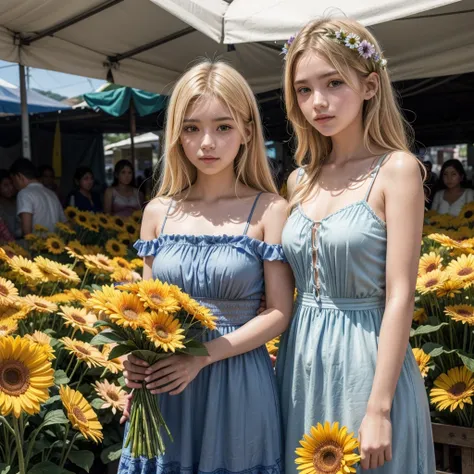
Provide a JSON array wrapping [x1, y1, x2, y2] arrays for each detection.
[[358, 40, 376, 59], [281, 34, 296, 59]]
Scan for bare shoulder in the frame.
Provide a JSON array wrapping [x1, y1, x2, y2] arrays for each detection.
[[381, 151, 423, 181], [141, 197, 172, 239], [258, 192, 288, 217]]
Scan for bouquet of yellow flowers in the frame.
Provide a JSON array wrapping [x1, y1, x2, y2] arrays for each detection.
[[87, 279, 217, 458]]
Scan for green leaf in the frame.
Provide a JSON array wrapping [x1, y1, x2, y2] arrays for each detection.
[[410, 322, 448, 337], [100, 442, 123, 464], [90, 332, 125, 346], [91, 398, 105, 410], [91, 284, 103, 291], [108, 344, 133, 360], [28, 461, 73, 474], [458, 352, 474, 372], [422, 342, 457, 357], [0, 464, 10, 474], [43, 394, 61, 406], [179, 345, 209, 356], [93, 320, 114, 329], [131, 349, 169, 364], [54, 370, 70, 385], [42, 409, 69, 427], [68, 450, 94, 473]]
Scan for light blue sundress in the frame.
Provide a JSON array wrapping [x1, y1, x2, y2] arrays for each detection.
[[119, 193, 286, 474], [276, 155, 436, 473]]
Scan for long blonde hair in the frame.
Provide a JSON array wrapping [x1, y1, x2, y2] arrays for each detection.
[[284, 18, 414, 208], [155, 60, 277, 197]]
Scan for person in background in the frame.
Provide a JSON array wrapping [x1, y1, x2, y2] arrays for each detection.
[[432, 159, 474, 216], [9, 158, 66, 235], [103, 159, 144, 217], [67, 167, 102, 212], [38, 165, 63, 202], [423, 160, 438, 209], [0, 217, 14, 242], [0, 169, 19, 238]]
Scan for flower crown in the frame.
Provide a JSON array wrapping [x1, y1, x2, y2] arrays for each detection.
[[282, 29, 387, 70]]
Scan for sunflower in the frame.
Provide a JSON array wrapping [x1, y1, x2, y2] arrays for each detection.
[[0, 247, 11, 262], [413, 308, 428, 324], [430, 366, 474, 412], [5, 242, 30, 258], [73, 211, 89, 228], [131, 209, 142, 222], [59, 306, 97, 334], [101, 344, 124, 374], [112, 216, 126, 232], [130, 258, 144, 269], [8, 256, 43, 283], [0, 336, 54, 417], [64, 206, 78, 221], [111, 268, 135, 283], [61, 337, 106, 368], [117, 232, 132, 247], [266, 336, 280, 356], [83, 254, 115, 274], [295, 421, 361, 474], [445, 305, 474, 325], [45, 236, 65, 255], [135, 280, 180, 313], [436, 278, 465, 298], [25, 331, 56, 360], [112, 257, 132, 270], [60, 385, 103, 443], [416, 269, 447, 295], [418, 252, 443, 275], [93, 380, 127, 414], [34, 256, 62, 282], [55, 222, 76, 235], [141, 311, 186, 352], [65, 288, 92, 304], [23, 294, 58, 314], [106, 292, 148, 329], [105, 239, 127, 258], [412, 348, 431, 378], [0, 318, 18, 337], [124, 220, 139, 237], [97, 214, 112, 229], [33, 224, 49, 233], [446, 254, 474, 284], [65, 240, 88, 260], [85, 285, 120, 315], [460, 202, 474, 221], [0, 277, 18, 305], [81, 221, 100, 233]]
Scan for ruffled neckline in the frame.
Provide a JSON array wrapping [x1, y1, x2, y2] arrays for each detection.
[[134, 234, 287, 262]]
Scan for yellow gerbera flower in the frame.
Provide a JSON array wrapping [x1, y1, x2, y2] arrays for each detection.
[[46, 292, 76, 304], [130, 258, 144, 269], [135, 280, 180, 313], [4, 242, 29, 258], [418, 252, 443, 275], [105, 239, 127, 258], [436, 278, 465, 298], [61, 337, 106, 368], [65, 240, 88, 260], [0, 277, 18, 305], [25, 330, 56, 360], [85, 285, 120, 315], [93, 380, 128, 415], [428, 233, 465, 249], [0, 317, 18, 337], [141, 311, 186, 352], [446, 254, 474, 284], [60, 385, 103, 443], [416, 270, 448, 295], [23, 294, 58, 313], [59, 306, 97, 334], [295, 421, 361, 474], [101, 344, 124, 374], [0, 336, 54, 417], [412, 348, 431, 378], [45, 236, 65, 255], [106, 292, 148, 329], [111, 268, 135, 283], [413, 308, 428, 324], [54, 264, 81, 284], [83, 254, 115, 274], [430, 366, 474, 412], [0, 247, 11, 262], [445, 305, 474, 325], [8, 256, 43, 283], [65, 288, 92, 304]]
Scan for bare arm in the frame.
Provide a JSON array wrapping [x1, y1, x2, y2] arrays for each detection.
[[103, 188, 113, 215], [359, 153, 424, 469], [19, 212, 33, 236]]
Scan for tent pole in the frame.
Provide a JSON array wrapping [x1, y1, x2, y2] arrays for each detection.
[[129, 98, 136, 173], [19, 65, 32, 159]]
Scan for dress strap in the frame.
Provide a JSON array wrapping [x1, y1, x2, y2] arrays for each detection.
[[296, 167, 305, 184], [364, 153, 390, 202], [160, 199, 175, 234], [242, 192, 263, 236]]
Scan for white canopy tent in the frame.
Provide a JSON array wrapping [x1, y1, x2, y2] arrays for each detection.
[[0, 0, 472, 96]]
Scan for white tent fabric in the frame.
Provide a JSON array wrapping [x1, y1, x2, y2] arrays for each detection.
[[0, 0, 471, 95]]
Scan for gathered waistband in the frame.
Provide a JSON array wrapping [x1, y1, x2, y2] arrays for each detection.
[[193, 297, 260, 327], [296, 292, 385, 311]]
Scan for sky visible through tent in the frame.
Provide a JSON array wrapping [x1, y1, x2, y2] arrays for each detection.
[[0, 60, 106, 99]]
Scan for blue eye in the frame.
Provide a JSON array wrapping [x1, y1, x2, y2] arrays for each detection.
[[297, 87, 311, 95], [328, 80, 343, 88]]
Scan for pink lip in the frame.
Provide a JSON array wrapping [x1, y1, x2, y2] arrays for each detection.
[[314, 115, 334, 123]]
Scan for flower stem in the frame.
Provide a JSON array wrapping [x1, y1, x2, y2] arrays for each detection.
[[12, 416, 26, 474], [60, 432, 79, 468]]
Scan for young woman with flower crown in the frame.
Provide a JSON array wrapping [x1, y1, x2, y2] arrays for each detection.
[[118, 60, 294, 474], [276, 18, 435, 473]]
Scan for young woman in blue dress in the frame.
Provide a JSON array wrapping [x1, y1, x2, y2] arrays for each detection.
[[118, 60, 294, 474]]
